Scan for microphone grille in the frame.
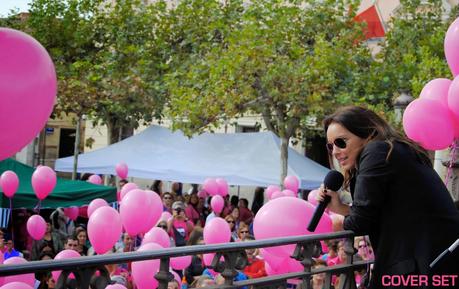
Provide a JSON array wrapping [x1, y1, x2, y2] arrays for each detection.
[[323, 170, 344, 191]]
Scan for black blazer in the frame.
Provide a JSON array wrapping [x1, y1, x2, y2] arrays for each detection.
[[343, 141, 459, 288]]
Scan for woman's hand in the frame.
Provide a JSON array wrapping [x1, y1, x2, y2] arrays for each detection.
[[316, 184, 349, 215]]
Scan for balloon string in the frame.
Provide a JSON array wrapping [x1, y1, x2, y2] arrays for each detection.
[[9, 198, 14, 244], [445, 141, 457, 187]]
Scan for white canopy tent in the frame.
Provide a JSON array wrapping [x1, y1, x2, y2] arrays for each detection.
[[55, 126, 329, 189]]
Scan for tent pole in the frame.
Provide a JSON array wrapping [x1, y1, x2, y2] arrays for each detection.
[[237, 186, 240, 197], [72, 116, 82, 180]]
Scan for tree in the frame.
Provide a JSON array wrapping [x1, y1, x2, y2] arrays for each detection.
[[165, 0, 374, 183]]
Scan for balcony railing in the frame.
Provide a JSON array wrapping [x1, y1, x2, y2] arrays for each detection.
[[0, 230, 372, 289]]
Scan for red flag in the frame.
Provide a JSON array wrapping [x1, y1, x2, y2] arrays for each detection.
[[354, 5, 385, 39]]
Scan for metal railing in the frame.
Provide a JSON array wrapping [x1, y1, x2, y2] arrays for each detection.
[[0, 230, 372, 289]]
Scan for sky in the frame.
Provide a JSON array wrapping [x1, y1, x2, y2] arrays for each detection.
[[0, 0, 32, 17]]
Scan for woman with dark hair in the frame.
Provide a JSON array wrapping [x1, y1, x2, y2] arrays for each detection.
[[318, 106, 459, 288], [251, 187, 265, 215], [151, 180, 163, 195]]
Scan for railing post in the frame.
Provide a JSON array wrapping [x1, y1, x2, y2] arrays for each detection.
[[338, 237, 357, 289], [292, 240, 321, 289], [211, 250, 247, 285], [156, 257, 172, 289]]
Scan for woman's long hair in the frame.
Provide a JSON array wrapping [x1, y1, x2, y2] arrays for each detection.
[[323, 106, 431, 187]]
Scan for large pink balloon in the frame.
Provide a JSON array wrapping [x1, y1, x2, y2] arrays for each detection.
[[0, 28, 56, 162], [26, 214, 46, 240], [87, 198, 109, 218], [445, 17, 459, 77], [307, 189, 319, 206], [120, 182, 138, 201], [266, 185, 280, 200], [144, 190, 163, 230], [420, 78, 459, 138], [0, 283, 33, 289], [52, 249, 81, 282], [259, 248, 285, 271], [254, 197, 332, 257], [64, 206, 79, 221], [203, 253, 216, 266], [215, 178, 229, 197], [203, 217, 231, 244], [115, 162, 128, 179], [87, 175, 102, 185], [203, 178, 219, 196], [0, 171, 19, 198], [120, 189, 160, 235], [4, 257, 34, 286], [170, 255, 192, 270], [210, 195, 224, 214], [88, 206, 122, 254], [31, 166, 56, 200], [132, 243, 161, 289], [448, 75, 459, 122], [142, 227, 170, 248], [283, 175, 299, 193], [403, 98, 455, 150], [106, 285, 127, 289]]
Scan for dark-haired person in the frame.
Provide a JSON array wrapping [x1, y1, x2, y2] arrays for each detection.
[[318, 106, 459, 288]]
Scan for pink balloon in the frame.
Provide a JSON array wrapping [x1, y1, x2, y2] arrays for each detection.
[[88, 206, 122, 254], [120, 182, 138, 201], [215, 178, 229, 197], [307, 189, 319, 206], [87, 175, 102, 185], [259, 248, 285, 271], [142, 227, 170, 248], [210, 195, 224, 214], [288, 258, 303, 272], [0, 283, 33, 289], [403, 98, 455, 150], [282, 189, 296, 198], [120, 189, 162, 235], [26, 214, 46, 240], [160, 211, 172, 222], [203, 178, 219, 196], [264, 258, 290, 275], [0, 28, 56, 162], [106, 285, 127, 289], [254, 197, 332, 257], [52, 249, 81, 282], [197, 190, 207, 199], [132, 243, 161, 289], [270, 190, 283, 200], [266, 185, 280, 200], [115, 162, 128, 179], [445, 17, 459, 77], [170, 255, 192, 270], [31, 166, 56, 200], [203, 253, 215, 266], [283, 175, 299, 193], [448, 75, 459, 123], [203, 217, 231, 244], [64, 206, 79, 221], [0, 171, 19, 198], [4, 257, 34, 286], [144, 190, 163, 230], [87, 198, 109, 218]]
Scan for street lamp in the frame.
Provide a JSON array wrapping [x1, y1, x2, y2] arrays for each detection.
[[393, 90, 414, 123]]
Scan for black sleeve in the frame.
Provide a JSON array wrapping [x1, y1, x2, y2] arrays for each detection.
[[343, 141, 392, 235]]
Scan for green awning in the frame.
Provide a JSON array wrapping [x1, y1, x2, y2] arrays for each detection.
[[0, 159, 116, 209]]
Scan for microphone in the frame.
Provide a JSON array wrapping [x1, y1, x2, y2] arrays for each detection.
[[307, 170, 344, 232], [430, 238, 459, 268]]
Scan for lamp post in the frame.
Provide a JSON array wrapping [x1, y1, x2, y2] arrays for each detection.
[[393, 90, 414, 124]]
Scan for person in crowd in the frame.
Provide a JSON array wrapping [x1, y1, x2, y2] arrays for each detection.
[[197, 196, 209, 226], [63, 236, 79, 251], [238, 198, 254, 225], [251, 187, 265, 216], [230, 207, 241, 231], [51, 208, 74, 239], [74, 227, 88, 256], [327, 240, 347, 267], [192, 275, 216, 288], [168, 201, 194, 247], [230, 195, 239, 210], [318, 106, 459, 287], [242, 235, 266, 279], [205, 203, 222, 225], [171, 182, 183, 197], [4, 238, 21, 260], [188, 184, 199, 195], [185, 192, 202, 226], [321, 240, 338, 263], [224, 215, 239, 241], [151, 180, 164, 195], [116, 233, 134, 253], [311, 259, 328, 289], [32, 222, 65, 260], [221, 195, 233, 217], [185, 228, 205, 285], [0, 230, 6, 253], [237, 223, 250, 241], [168, 279, 180, 289], [162, 192, 174, 213], [119, 179, 128, 188], [354, 236, 374, 261]]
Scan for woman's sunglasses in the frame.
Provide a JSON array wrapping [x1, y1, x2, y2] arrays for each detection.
[[326, 138, 347, 152]]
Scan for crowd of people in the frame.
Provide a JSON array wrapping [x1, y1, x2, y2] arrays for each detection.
[[0, 179, 377, 289]]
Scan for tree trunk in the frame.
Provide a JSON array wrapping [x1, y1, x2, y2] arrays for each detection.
[[107, 119, 134, 145], [280, 136, 289, 188]]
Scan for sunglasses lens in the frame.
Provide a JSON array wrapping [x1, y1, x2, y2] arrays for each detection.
[[334, 138, 346, 149]]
